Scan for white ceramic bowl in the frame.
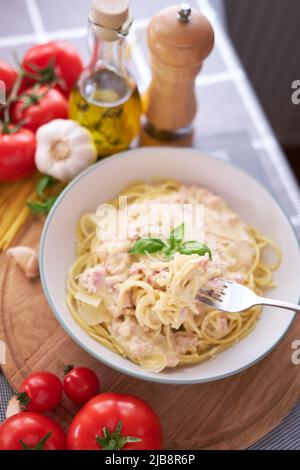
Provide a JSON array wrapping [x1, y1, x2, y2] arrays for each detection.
[[40, 147, 300, 384]]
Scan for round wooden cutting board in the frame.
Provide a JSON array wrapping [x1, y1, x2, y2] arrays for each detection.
[[0, 217, 300, 450]]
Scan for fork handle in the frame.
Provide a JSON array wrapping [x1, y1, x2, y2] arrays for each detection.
[[257, 296, 300, 313]]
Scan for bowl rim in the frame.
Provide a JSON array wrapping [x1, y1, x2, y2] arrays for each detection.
[[39, 147, 299, 384]]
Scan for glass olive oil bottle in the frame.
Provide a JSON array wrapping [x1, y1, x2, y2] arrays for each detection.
[[69, 0, 141, 157]]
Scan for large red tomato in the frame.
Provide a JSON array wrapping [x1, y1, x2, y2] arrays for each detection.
[[18, 371, 63, 413], [67, 393, 163, 450], [22, 41, 83, 97], [63, 366, 100, 405], [11, 85, 68, 133], [0, 412, 66, 450], [0, 59, 18, 97], [0, 127, 36, 182]]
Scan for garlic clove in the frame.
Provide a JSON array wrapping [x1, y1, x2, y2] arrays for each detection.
[[5, 395, 22, 419], [6, 246, 39, 278]]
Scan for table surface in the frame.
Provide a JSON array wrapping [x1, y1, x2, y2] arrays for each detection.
[[0, 0, 300, 450]]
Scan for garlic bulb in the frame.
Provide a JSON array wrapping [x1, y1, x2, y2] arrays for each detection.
[[35, 119, 97, 182], [6, 246, 39, 278], [5, 396, 21, 419]]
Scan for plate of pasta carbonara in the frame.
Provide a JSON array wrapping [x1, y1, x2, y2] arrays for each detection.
[[40, 148, 300, 384]]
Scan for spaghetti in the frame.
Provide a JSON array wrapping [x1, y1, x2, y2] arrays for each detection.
[[67, 181, 280, 372], [0, 173, 39, 250]]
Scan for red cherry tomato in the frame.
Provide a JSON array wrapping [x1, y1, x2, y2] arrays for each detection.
[[11, 85, 68, 133], [63, 366, 100, 405], [22, 41, 83, 97], [0, 59, 18, 97], [67, 393, 163, 450], [0, 127, 36, 182], [0, 413, 66, 450], [18, 372, 63, 413]]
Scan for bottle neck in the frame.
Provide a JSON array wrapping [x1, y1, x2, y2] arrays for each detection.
[[88, 22, 127, 77]]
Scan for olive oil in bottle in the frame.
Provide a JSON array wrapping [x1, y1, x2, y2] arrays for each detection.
[[69, 0, 141, 157]]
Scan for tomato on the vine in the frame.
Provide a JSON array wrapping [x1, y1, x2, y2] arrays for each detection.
[[11, 85, 68, 133], [0, 412, 66, 450], [0, 59, 18, 97], [22, 41, 83, 97], [67, 393, 163, 450], [18, 371, 63, 413], [63, 365, 100, 405], [0, 126, 36, 182]]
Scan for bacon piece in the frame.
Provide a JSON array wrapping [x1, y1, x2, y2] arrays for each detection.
[[78, 265, 106, 293], [173, 332, 198, 355]]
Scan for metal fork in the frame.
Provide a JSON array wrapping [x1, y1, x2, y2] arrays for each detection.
[[196, 280, 300, 313]]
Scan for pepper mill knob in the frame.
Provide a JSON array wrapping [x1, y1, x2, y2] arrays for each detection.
[[142, 4, 214, 146], [177, 3, 192, 22]]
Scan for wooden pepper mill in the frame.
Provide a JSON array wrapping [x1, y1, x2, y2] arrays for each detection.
[[141, 3, 214, 147]]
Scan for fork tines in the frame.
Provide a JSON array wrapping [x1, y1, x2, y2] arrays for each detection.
[[198, 287, 223, 301]]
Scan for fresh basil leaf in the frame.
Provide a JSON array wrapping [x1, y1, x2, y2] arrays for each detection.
[[27, 196, 57, 216], [163, 247, 175, 259], [36, 175, 56, 198], [179, 241, 212, 259], [130, 238, 167, 255], [27, 201, 48, 215], [169, 223, 185, 249]]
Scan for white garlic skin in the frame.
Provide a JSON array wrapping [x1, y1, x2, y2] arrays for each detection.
[[6, 246, 39, 278]]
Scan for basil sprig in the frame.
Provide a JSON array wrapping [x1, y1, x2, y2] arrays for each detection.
[[130, 238, 167, 255], [130, 223, 212, 259], [27, 175, 58, 215]]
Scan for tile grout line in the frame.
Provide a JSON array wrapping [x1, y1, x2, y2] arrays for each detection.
[[0, 28, 87, 48], [207, 149, 230, 162], [196, 69, 245, 86], [25, 0, 48, 43], [47, 27, 86, 41], [290, 214, 300, 227], [196, 0, 300, 217], [0, 33, 37, 49], [251, 137, 279, 149]]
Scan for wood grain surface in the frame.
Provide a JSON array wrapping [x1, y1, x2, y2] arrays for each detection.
[[0, 217, 299, 450]]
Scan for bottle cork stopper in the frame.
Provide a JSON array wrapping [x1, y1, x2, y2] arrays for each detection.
[[91, 0, 129, 30]]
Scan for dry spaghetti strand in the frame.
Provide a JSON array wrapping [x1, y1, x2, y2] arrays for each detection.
[[0, 173, 40, 250]]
